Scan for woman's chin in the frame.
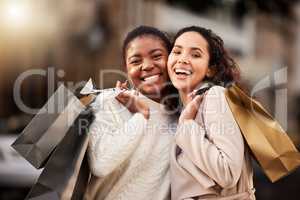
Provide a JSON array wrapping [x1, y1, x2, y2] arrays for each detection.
[[173, 83, 190, 93], [139, 86, 163, 98]]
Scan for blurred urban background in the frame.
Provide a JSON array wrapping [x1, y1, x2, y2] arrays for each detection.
[[0, 0, 299, 199]]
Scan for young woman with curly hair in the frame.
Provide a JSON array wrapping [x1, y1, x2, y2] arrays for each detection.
[[168, 26, 255, 200]]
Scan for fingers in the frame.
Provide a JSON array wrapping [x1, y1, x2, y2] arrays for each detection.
[[116, 80, 122, 89], [188, 95, 203, 114], [187, 90, 199, 104], [191, 95, 204, 109], [114, 81, 143, 114], [116, 90, 134, 106], [179, 94, 205, 124], [186, 90, 203, 108], [121, 80, 129, 90], [116, 80, 129, 90], [116, 91, 130, 102], [115, 80, 129, 90]]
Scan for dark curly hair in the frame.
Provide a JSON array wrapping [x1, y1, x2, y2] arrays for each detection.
[[122, 25, 180, 115], [173, 26, 241, 87], [122, 25, 172, 65]]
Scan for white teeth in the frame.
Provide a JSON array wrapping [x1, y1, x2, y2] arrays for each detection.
[[143, 74, 160, 82], [175, 68, 192, 75]]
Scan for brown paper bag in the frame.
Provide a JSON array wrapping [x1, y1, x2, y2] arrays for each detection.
[[224, 85, 300, 182]]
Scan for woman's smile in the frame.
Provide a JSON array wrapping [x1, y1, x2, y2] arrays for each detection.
[[173, 67, 193, 80], [141, 73, 162, 83], [168, 31, 210, 93], [126, 36, 169, 98]]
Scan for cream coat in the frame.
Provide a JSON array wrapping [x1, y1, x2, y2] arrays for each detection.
[[170, 86, 255, 200]]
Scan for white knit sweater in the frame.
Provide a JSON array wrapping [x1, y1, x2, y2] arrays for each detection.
[[85, 92, 176, 200]]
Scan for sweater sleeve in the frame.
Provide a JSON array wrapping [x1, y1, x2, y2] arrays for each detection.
[[175, 86, 244, 188], [87, 99, 147, 177]]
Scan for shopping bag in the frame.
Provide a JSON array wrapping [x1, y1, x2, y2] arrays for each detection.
[[11, 84, 90, 169], [224, 84, 300, 182], [26, 105, 94, 200]]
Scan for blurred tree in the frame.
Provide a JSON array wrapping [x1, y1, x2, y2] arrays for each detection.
[[167, 0, 299, 21], [166, 0, 222, 14], [233, 0, 299, 23]]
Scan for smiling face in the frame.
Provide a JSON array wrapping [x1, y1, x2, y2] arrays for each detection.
[[125, 36, 169, 100], [168, 31, 210, 94]]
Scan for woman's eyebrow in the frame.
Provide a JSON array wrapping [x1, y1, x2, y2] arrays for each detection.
[[149, 48, 163, 54], [174, 45, 203, 53], [173, 45, 182, 49], [127, 54, 141, 60], [191, 47, 204, 54]]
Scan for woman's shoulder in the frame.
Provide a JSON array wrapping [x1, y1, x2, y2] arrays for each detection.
[[205, 85, 226, 100], [201, 85, 228, 113]]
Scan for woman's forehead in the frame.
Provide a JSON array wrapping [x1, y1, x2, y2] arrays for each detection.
[[126, 36, 167, 56], [175, 31, 208, 47], [129, 35, 166, 48]]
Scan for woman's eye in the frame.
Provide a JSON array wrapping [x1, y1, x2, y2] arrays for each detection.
[[192, 53, 201, 58], [130, 59, 141, 65], [153, 54, 162, 60], [172, 50, 180, 55]]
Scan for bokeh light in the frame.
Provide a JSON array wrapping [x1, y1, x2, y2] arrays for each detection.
[[1, 0, 32, 28]]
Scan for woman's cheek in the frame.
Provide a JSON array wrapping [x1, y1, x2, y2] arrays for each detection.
[[168, 55, 177, 67], [128, 66, 139, 75], [167, 58, 172, 71], [127, 67, 140, 82]]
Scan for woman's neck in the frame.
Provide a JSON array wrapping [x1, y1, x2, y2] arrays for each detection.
[[179, 90, 190, 106], [149, 96, 161, 103], [141, 93, 162, 103]]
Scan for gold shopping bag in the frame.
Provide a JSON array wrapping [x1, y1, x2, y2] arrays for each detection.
[[225, 85, 300, 182]]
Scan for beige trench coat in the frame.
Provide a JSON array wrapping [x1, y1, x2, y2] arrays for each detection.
[[170, 86, 255, 200]]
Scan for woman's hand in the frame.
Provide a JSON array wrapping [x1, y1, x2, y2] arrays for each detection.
[[115, 81, 150, 119], [179, 92, 204, 124], [116, 80, 129, 90]]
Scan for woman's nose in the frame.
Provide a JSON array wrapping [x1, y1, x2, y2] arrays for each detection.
[[178, 55, 190, 64], [141, 60, 154, 71]]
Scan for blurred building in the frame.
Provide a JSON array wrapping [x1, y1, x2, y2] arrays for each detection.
[[1, 0, 300, 137], [0, 0, 299, 199]]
